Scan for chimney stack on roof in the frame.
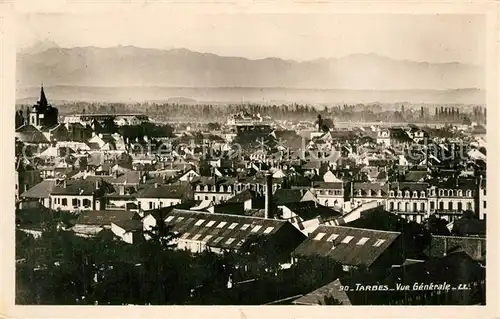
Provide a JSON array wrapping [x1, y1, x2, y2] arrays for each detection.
[[264, 173, 273, 219]]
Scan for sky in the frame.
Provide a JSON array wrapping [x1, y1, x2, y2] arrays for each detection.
[[17, 12, 485, 66]]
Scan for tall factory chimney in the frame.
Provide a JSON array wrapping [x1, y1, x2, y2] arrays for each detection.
[[264, 173, 273, 219]]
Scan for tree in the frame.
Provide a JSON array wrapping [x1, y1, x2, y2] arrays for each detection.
[[207, 122, 221, 131], [426, 215, 452, 236]]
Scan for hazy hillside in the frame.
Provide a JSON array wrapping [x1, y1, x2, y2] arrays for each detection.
[[15, 86, 485, 105], [17, 46, 484, 91]]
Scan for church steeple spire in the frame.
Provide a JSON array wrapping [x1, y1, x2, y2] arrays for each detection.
[[39, 84, 48, 110]]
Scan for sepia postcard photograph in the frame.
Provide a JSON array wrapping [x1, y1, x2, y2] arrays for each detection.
[[1, 1, 499, 318]]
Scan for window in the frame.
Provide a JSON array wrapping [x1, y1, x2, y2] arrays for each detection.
[[216, 221, 227, 228], [72, 198, 78, 206], [405, 202, 410, 212], [397, 202, 401, 210], [457, 190, 463, 197], [356, 237, 370, 245], [439, 202, 444, 210], [439, 190, 444, 196], [205, 196, 208, 200], [420, 191, 426, 198], [263, 227, 274, 234], [341, 236, 354, 244], [413, 203, 417, 212], [430, 201, 435, 210], [225, 238, 235, 245], [389, 202, 394, 211], [251, 225, 262, 233], [467, 202, 472, 210], [390, 191, 395, 197], [373, 239, 386, 247], [195, 219, 205, 226], [421, 203, 425, 211], [447, 190, 453, 197], [165, 216, 175, 222], [149, 202, 153, 210], [466, 190, 472, 197], [404, 191, 410, 198], [61, 198, 67, 206], [228, 222, 239, 229], [83, 199, 91, 207], [314, 233, 326, 241], [413, 191, 418, 198], [457, 202, 463, 211], [483, 201, 486, 209], [326, 234, 339, 242], [241, 224, 250, 230], [448, 202, 453, 211]]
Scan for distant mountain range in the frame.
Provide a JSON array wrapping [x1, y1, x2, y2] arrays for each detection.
[[16, 42, 485, 104]]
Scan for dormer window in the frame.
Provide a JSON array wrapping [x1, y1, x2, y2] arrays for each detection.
[[439, 189, 444, 196], [390, 191, 395, 197], [378, 190, 382, 197], [405, 191, 410, 198], [457, 190, 463, 197], [412, 191, 418, 198], [219, 185, 225, 193], [420, 191, 426, 198], [397, 191, 402, 197], [447, 190, 453, 197], [466, 190, 472, 197], [358, 189, 362, 196], [196, 185, 201, 191]]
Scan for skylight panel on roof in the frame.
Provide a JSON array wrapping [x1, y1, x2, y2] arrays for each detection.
[[206, 220, 216, 227], [314, 233, 326, 240], [216, 221, 227, 228], [165, 216, 175, 222], [180, 232, 191, 239], [195, 219, 205, 226], [192, 234, 202, 241], [177, 217, 185, 222], [373, 239, 386, 247], [241, 224, 250, 230], [326, 234, 339, 242], [356, 237, 370, 245], [251, 225, 262, 233], [263, 227, 274, 234], [225, 238, 236, 245], [228, 222, 239, 229], [212, 236, 224, 245], [202, 234, 213, 242], [341, 235, 354, 243]]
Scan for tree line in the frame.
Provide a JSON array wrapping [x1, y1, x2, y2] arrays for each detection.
[[16, 101, 481, 124]]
